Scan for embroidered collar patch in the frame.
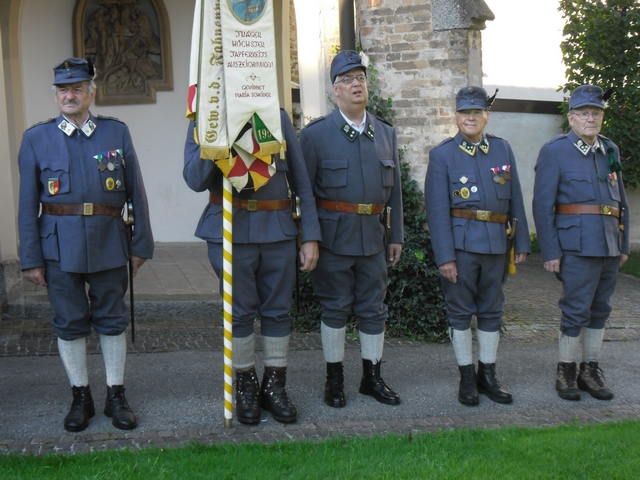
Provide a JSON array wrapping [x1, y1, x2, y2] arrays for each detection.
[[340, 123, 358, 141], [365, 122, 375, 140], [459, 137, 489, 156], [58, 118, 97, 138]]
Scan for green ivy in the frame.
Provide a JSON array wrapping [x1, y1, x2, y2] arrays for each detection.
[[559, 0, 640, 188]]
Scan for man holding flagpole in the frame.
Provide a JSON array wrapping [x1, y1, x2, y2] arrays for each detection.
[[184, 0, 321, 425]]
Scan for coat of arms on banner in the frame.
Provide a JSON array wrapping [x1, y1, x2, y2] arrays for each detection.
[[228, 0, 266, 24]]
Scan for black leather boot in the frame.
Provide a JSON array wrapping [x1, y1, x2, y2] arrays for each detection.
[[324, 362, 346, 408], [260, 367, 297, 423], [64, 385, 95, 432], [235, 367, 261, 424], [359, 359, 400, 405], [577, 361, 614, 400], [104, 385, 137, 430], [458, 364, 479, 406], [477, 361, 513, 404], [556, 362, 581, 401]]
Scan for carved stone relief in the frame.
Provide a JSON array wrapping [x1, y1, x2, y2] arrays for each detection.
[[73, 0, 173, 105]]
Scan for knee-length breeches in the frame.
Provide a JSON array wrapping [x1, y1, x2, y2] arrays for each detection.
[[207, 240, 297, 338], [441, 250, 505, 332], [311, 248, 388, 335]]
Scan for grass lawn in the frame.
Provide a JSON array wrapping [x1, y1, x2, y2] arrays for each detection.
[[620, 251, 640, 277], [3, 420, 640, 479]]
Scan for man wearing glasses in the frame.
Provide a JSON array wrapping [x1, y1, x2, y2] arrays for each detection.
[[425, 86, 530, 406], [533, 85, 630, 401], [300, 50, 403, 409]]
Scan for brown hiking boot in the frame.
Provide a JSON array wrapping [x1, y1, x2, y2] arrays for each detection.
[[556, 362, 580, 401], [577, 362, 614, 400]]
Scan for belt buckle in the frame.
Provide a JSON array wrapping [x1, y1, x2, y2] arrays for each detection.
[[83, 203, 94, 216], [476, 210, 491, 222], [247, 199, 258, 212], [357, 204, 373, 215], [600, 205, 612, 215]]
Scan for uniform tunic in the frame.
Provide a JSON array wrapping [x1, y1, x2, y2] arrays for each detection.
[[425, 132, 530, 332], [533, 131, 630, 336], [18, 113, 154, 339], [300, 109, 403, 334], [183, 110, 321, 338]]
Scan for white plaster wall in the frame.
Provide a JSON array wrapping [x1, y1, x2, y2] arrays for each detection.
[[485, 112, 564, 235], [0, 28, 19, 262], [487, 112, 640, 251], [20, 0, 205, 242]]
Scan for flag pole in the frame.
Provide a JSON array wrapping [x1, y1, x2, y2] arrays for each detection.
[[222, 175, 233, 428]]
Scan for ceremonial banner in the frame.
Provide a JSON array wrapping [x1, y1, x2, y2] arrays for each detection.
[[188, 0, 284, 193], [189, 0, 229, 161]]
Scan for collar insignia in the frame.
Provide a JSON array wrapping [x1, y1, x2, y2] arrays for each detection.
[[365, 122, 375, 140], [341, 123, 358, 141], [459, 137, 489, 156], [81, 119, 97, 137], [478, 137, 490, 154], [58, 119, 76, 137], [574, 139, 591, 156]]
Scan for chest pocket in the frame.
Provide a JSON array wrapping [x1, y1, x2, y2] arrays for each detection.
[[606, 177, 621, 202], [320, 160, 348, 188], [98, 152, 126, 193], [561, 171, 596, 202], [448, 172, 480, 205], [380, 159, 395, 187], [493, 171, 512, 200], [39, 157, 70, 196]]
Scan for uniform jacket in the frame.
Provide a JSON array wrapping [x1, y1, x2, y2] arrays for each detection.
[[425, 132, 530, 267], [183, 110, 321, 245], [299, 109, 403, 256], [18, 113, 154, 273], [533, 131, 630, 261]]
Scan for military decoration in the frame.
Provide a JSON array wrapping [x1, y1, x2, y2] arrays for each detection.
[[115, 179, 122, 189], [459, 176, 468, 184], [609, 172, 617, 187], [106, 178, 115, 191], [460, 187, 470, 199], [48, 178, 60, 195], [94, 149, 125, 172], [471, 186, 478, 193], [491, 165, 510, 185], [452, 190, 460, 198]]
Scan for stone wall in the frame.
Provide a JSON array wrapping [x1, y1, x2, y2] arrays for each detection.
[[357, 0, 488, 186]]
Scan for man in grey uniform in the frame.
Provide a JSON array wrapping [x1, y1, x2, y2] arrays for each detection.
[[18, 58, 154, 432], [425, 86, 530, 406], [184, 110, 321, 424], [533, 85, 629, 401], [300, 50, 403, 408]]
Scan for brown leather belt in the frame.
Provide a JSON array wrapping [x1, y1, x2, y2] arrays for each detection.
[[450, 208, 508, 224], [556, 204, 619, 218], [41, 203, 123, 217], [316, 199, 385, 215], [209, 193, 290, 211]]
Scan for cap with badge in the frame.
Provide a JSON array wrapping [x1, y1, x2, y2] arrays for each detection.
[[569, 85, 606, 110], [330, 50, 367, 84], [455, 86, 498, 111], [53, 57, 95, 85]]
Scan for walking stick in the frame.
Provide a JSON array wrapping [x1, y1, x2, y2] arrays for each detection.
[[125, 201, 135, 344]]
